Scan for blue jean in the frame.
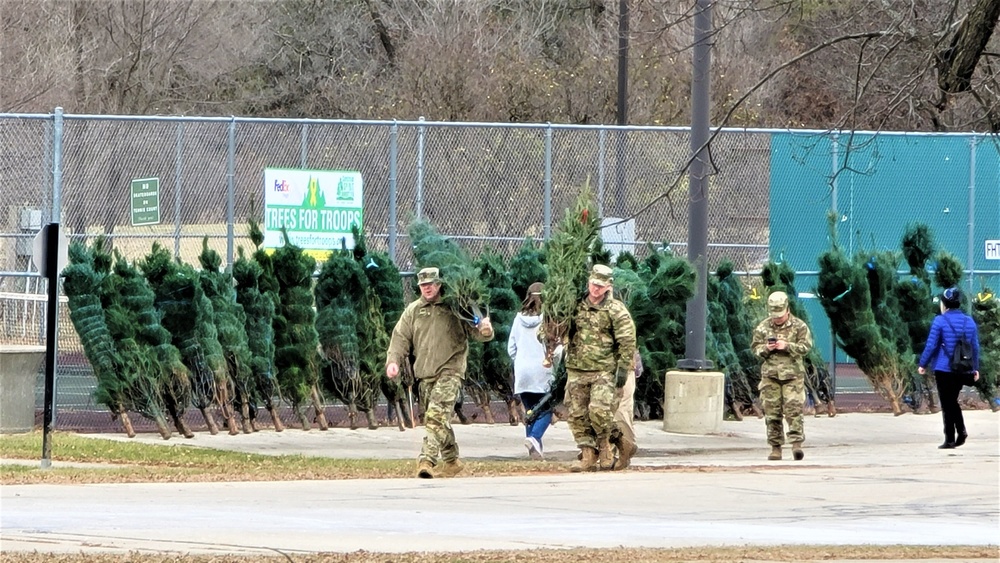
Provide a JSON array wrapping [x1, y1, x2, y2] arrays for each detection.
[[519, 392, 552, 445]]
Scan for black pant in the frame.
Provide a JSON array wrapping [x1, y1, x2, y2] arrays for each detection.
[[934, 372, 967, 442]]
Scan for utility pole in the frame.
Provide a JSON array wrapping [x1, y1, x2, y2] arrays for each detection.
[[678, 0, 714, 370], [613, 0, 629, 217]]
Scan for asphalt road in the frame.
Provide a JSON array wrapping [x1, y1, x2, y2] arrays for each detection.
[[3, 411, 998, 555]]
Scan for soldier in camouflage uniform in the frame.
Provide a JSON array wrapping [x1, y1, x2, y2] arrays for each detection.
[[386, 267, 494, 478], [564, 264, 637, 472], [751, 291, 813, 461]]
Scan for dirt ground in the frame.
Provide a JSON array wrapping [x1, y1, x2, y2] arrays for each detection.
[[1, 546, 998, 563]]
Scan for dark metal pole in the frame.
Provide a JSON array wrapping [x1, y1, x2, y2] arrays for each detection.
[[614, 0, 629, 216], [41, 223, 59, 468], [678, 0, 714, 371]]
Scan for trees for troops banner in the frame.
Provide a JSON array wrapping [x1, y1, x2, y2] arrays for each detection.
[[263, 168, 363, 258]]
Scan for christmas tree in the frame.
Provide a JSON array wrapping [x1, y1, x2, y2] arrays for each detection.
[[63, 240, 135, 435], [351, 224, 412, 430], [473, 247, 521, 424], [630, 244, 695, 419], [409, 219, 487, 325], [509, 237, 547, 300], [199, 237, 256, 434], [315, 239, 380, 430], [971, 287, 1000, 410], [896, 223, 938, 413], [140, 243, 233, 433], [540, 181, 600, 367], [106, 249, 193, 438], [817, 215, 907, 415], [232, 217, 284, 430], [271, 229, 327, 429]]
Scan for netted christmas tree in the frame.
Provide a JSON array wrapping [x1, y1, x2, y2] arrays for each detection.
[[105, 248, 193, 438], [63, 240, 135, 436], [761, 258, 836, 416], [315, 238, 380, 430], [707, 274, 744, 420], [232, 217, 284, 431], [140, 243, 233, 434], [816, 215, 907, 415], [350, 224, 412, 430], [896, 223, 939, 413], [198, 237, 255, 434], [409, 219, 487, 325], [509, 237, 547, 300], [471, 247, 520, 424], [715, 261, 761, 417], [540, 181, 600, 367], [271, 229, 327, 430], [630, 244, 695, 419], [971, 286, 1000, 410]]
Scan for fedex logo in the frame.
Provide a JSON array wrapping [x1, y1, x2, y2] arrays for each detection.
[[274, 180, 291, 193]]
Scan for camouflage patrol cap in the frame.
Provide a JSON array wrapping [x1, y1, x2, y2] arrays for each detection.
[[417, 267, 441, 285], [589, 264, 614, 287], [767, 291, 789, 318]]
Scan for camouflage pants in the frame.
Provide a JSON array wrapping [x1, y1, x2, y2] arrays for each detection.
[[566, 368, 618, 449], [418, 374, 462, 465], [759, 376, 805, 446]]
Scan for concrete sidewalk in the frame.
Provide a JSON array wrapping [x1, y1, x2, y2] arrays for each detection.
[[1, 411, 998, 556]]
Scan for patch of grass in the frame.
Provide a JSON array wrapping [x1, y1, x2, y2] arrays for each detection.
[[0, 431, 565, 485]]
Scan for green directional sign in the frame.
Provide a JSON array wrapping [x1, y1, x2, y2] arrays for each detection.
[[131, 177, 161, 226]]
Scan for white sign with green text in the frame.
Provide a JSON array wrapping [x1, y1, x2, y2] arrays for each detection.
[[263, 168, 363, 257]]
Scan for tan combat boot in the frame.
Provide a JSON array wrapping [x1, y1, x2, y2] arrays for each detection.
[[792, 442, 804, 461], [613, 432, 638, 471], [767, 446, 782, 461], [436, 459, 464, 478], [572, 447, 598, 472], [597, 436, 615, 470], [826, 400, 837, 418], [416, 460, 435, 478]]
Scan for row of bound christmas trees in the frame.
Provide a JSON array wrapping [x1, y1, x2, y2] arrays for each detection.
[[62, 191, 1000, 439]]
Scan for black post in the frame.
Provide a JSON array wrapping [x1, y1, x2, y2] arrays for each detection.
[[613, 0, 629, 216], [41, 223, 59, 468], [677, 0, 714, 371]]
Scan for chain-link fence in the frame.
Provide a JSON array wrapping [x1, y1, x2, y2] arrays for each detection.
[[1, 110, 995, 431]]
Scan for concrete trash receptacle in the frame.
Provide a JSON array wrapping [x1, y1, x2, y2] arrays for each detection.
[[0, 345, 46, 433]]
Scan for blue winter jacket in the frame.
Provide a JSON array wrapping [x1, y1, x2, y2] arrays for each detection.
[[918, 309, 980, 374]]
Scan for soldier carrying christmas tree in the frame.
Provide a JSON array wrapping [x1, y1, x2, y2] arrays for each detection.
[[386, 267, 494, 479], [564, 264, 637, 472]]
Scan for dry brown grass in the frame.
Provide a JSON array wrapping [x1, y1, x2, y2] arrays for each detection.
[[1, 546, 998, 562]]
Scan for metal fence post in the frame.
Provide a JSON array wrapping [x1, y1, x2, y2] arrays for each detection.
[[226, 117, 236, 267], [968, 137, 976, 294], [389, 121, 399, 263], [52, 108, 63, 223], [301, 123, 309, 168], [598, 128, 606, 217], [416, 116, 425, 220], [544, 124, 552, 240], [830, 132, 839, 394], [174, 122, 184, 259], [49, 107, 64, 429]]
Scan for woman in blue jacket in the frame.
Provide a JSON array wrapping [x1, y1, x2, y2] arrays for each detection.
[[918, 287, 980, 449]]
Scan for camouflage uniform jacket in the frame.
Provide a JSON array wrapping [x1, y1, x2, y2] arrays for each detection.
[[386, 297, 493, 380], [565, 294, 637, 373], [751, 314, 813, 381]]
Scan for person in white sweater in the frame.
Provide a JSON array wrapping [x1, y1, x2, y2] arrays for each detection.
[[508, 282, 555, 460]]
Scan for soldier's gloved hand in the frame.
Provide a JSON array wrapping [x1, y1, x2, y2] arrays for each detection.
[[614, 367, 628, 388]]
